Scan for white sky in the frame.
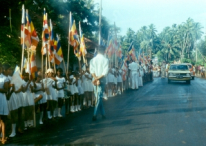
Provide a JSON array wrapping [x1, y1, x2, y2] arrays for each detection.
[[95, 0, 206, 36]]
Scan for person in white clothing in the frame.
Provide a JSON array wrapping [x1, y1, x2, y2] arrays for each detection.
[[68, 72, 79, 112], [65, 70, 72, 114], [128, 60, 139, 89], [90, 45, 109, 121], [56, 68, 66, 117], [107, 68, 114, 97], [0, 64, 10, 144], [42, 68, 57, 119], [113, 69, 118, 96], [77, 72, 84, 111], [138, 62, 143, 87], [83, 66, 94, 108], [22, 73, 34, 130], [161, 61, 166, 78], [8, 68, 24, 138], [33, 75, 46, 124], [117, 68, 123, 94]]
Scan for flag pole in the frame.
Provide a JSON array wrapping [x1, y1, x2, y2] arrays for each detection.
[[41, 53, 44, 75], [53, 53, 56, 73], [114, 22, 118, 68], [21, 5, 25, 76], [45, 44, 48, 71], [67, 12, 71, 74], [46, 13, 51, 69], [42, 8, 45, 77], [98, 0, 102, 45], [63, 58, 67, 77], [9, 9, 12, 32]]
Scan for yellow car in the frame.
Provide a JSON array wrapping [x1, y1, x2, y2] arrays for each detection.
[[168, 64, 191, 84]]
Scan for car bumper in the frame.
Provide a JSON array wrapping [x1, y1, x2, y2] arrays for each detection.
[[168, 77, 191, 81]]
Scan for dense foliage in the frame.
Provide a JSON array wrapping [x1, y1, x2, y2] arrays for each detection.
[[0, 0, 111, 66], [120, 18, 205, 65], [1, 0, 206, 66]]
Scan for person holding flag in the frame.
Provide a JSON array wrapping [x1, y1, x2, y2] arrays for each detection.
[[0, 64, 10, 144]]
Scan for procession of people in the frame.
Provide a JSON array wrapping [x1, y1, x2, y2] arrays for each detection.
[[0, 45, 156, 144]]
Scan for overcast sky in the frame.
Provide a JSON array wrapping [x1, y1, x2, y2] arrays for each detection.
[[94, 0, 206, 36]]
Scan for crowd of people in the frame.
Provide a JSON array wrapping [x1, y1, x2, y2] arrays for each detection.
[[0, 54, 154, 144], [195, 65, 206, 78]]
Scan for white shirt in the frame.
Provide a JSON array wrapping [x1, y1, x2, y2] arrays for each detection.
[[129, 62, 139, 71], [144, 65, 149, 73], [90, 54, 109, 77], [56, 76, 66, 97]]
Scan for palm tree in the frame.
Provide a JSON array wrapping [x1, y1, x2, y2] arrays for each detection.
[[192, 22, 203, 62]]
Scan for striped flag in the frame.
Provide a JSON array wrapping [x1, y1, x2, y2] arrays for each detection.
[[30, 52, 37, 79], [121, 59, 128, 81], [25, 12, 39, 51], [49, 19, 55, 62], [54, 35, 63, 65], [41, 9, 49, 55], [69, 18, 79, 57], [79, 22, 87, 63], [127, 42, 137, 62], [21, 5, 25, 46]]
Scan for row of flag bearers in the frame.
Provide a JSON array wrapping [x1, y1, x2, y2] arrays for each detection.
[[0, 57, 154, 144], [0, 63, 96, 144], [0, 4, 155, 144]]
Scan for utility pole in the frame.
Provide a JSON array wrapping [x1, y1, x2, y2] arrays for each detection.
[[98, 0, 102, 45]]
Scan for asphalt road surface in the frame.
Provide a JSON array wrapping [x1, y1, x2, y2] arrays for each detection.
[[5, 77, 206, 146]]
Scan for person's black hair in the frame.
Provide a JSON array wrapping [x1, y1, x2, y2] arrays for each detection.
[[23, 72, 29, 76], [35, 75, 42, 81], [57, 68, 63, 73], [98, 45, 105, 54], [2, 63, 11, 71]]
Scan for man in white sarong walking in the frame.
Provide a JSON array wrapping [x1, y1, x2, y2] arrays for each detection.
[[128, 60, 139, 90]]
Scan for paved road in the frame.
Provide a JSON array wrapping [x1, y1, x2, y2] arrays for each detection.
[[6, 77, 206, 146]]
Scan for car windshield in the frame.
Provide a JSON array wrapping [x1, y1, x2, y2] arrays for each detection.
[[170, 65, 188, 70]]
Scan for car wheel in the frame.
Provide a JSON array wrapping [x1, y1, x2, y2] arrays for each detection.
[[186, 80, 191, 84]]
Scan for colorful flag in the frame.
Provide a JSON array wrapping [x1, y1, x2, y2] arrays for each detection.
[[41, 9, 49, 55], [23, 10, 32, 49], [49, 19, 55, 62], [138, 55, 143, 63], [79, 22, 87, 63], [127, 42, 137, 62], [117, 45, 122, 58], [121, 59, 128, 81], [54, 35, 63, 65], [30, 52, 37, 79], [69, 18, 79, 57], [21, 5, 25, 46], [25, 12, 39, 51]]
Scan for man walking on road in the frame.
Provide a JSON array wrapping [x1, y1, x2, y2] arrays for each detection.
[[128, 60, 139, 89], [90, 46, 109, 121]]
